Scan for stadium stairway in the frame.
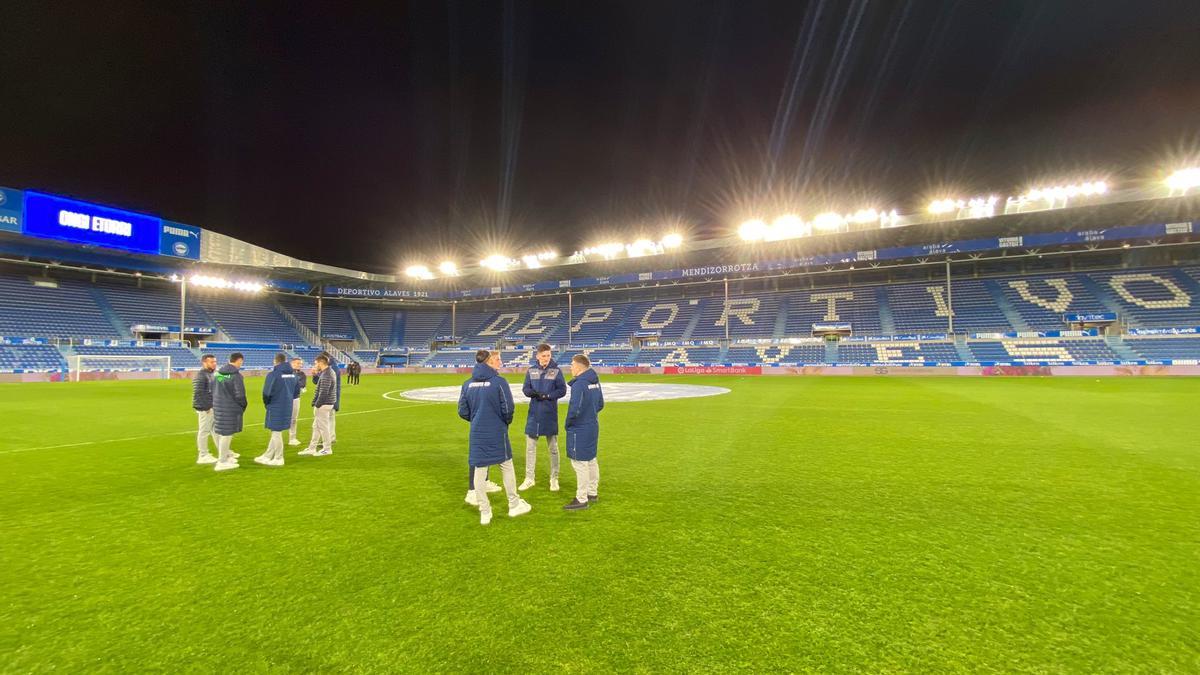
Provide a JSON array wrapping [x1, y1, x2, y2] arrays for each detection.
[[824, 341, 838, 363], [679, 302, 705, 340], [273, 301, 322, 346], [87, 287, 132, 339], [346, 307, 370, 345], [953, 338, 974, 362], [1104, 335, 1139, 361], [1077, 274, 1127, 319], [875, 287, 897, 335], [984, 281, 1029, 332], [773, 297, 791, 340]]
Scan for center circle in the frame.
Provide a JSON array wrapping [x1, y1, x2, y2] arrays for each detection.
[[394, 382, 731, 404]]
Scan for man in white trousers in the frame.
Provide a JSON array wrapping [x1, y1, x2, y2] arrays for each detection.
[[287, 356, 306, 446], [457, 350, 532, 525], [255, 353, 296, 467], [192, 353, 218, 464], [212, 353, 248, 472], [299, 355, 336, 457]]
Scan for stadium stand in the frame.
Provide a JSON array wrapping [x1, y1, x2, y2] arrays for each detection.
[[0, 344, 68, 372], [193, 295, 303, 343], [354, 307, 400, 347], [206, 347, 282, 370], [401, 308, 449, 347], [71, 344, 200, 370], [278, 297, 358, 340], [966, 339, 1121, 362], [0, 274, 120, 339], [1122, 336, 1200, 360], [97, 281, 212, 332]]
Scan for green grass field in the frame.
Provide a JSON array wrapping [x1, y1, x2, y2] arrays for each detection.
[[1, 374, 1197, 672]]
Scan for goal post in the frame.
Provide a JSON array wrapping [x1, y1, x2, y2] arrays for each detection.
[[71, 355, 171, 382]]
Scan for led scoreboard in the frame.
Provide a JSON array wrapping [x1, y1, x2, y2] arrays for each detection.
[[18, 191, 200, 260]]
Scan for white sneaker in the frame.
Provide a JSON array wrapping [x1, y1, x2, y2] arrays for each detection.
[[253, 455, 271, 466], [480, 511, 492, 526], [231, 452, 240, 459], [315, 448, 333, 456], [268, 458, 284, 467], [484, 480, 502, 493], [288, 439, 301, 447], [518, 478, 535, 491], [549, 478, 560, 492], [214, 461, 239, 472], [465, 489, 479, 506], [298, 448, 317, 456], [196, 454, 218, 465], [508, 499, 533, 518]]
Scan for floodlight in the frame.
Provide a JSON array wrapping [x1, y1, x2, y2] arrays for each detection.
[[405, 265, 434, 280], [738, 219, 768, 241], [480, 254, 513, 271], [662, 233, 683, 248], [438, 261, 458, 276], [1166, 167, 1200, 192]]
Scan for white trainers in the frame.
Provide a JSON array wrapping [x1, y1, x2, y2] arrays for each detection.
[[287, 439, 301, 447], [480, 511, 492, 526], [196, 454, 218, 465], [549, 478, 560, 492], [253, 455, 271, 466], [267, 458, 284, 467], [508, 499, 533, 518], [315, 448, 333, 456], [518, 478, 535, 491], [214, 461, 239, 472], [484, 480, 502, 493], [464, 489, 479, 506], [298, 448, 317, 456]]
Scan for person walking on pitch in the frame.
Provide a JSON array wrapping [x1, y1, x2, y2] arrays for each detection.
[[212, 353, 248, 472], [458, 349, 532, 525], [519, 343, 567, 492], [287, 357, 306, 446], [256, 353, 296, 467], [563, 354, 604, 510], [192, 353, 219, 464], [299, 355, 336, 457]]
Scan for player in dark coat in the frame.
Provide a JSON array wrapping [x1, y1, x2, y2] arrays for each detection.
[[212, 353, 247, 471], [519, 344, 567, 492], [563, 354, 604, 510], [457, 350, 532, 525], [255, 353, 295, 466]]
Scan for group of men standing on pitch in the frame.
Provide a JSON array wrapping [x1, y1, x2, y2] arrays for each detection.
[[192, 351, 342, 471], [458, 343, 604, 525]]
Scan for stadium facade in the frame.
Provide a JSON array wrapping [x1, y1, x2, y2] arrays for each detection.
[[1, 183, 1199, 381]]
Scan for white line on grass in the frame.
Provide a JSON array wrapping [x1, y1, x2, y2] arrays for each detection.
[[0, 402, 436, 456]]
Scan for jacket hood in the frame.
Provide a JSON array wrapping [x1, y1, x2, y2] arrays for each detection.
[[471, 362, 498, 381], [217, 363, 239, 375], [572, 367, 598, 385], [272, 362, 294, 375]]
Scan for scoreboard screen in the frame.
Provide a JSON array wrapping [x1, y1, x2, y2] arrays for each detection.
[[23, 191, 163, 255]]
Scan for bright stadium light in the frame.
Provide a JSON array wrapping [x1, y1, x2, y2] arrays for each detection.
[[189, 274, 264, 293], [811, 212, 845, 231], [738, 219, 768, 241], [405, 265, 434, 280], [1166, 167, 1200, 193], [662, 233, 683, 249], [849, 208, 879, 225], [480, 254, 515, 271], [626, 239, 660, 258], [929, 195, 998, 218], [928, 198, 961, 215], [1010, 180, 1108, 210], [582, 242, 625, 259], [438, 261, 459, 276], [768, 215, 808, 241]]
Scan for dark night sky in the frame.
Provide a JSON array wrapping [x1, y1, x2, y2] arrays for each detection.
[[3, 1, 1199, 272]]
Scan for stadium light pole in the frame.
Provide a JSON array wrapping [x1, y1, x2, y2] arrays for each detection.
[[946, 259, 954, 334], [451, 301, 457, 338], [724, 278, 730, 342], [568, 291, 573, 345], [316, 289, 323, 343]]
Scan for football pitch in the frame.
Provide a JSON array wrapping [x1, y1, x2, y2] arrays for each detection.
[[2, 375, 1197, 672]]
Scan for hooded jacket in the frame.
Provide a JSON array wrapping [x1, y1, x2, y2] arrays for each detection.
[[213, 362, 248, 436], [262, 361, 296, 431], [457, 361, 515, 467], [564, 367, 604, 461], [192, 367, 215, 411], [522, 358, 567, 438]]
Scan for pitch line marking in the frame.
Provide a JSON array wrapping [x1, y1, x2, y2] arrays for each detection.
[[0, 401, 435, 456]]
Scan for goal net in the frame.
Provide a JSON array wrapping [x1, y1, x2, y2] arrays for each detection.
[[71, 355, 171, 381]]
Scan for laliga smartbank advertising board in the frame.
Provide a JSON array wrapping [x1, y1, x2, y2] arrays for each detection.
[[18, 191, 201, 260]]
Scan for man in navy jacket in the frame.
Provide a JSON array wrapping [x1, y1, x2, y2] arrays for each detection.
[[255, 353, 296, 467], [212, 353, 247, 472], [300, 355, 336, 457], [287, 356, 306, 446], [458, 349, 533, 525], [564, 353, 604, 510], [192, 353, 218, 465], [519, 343, 567, 492]]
